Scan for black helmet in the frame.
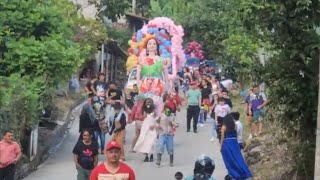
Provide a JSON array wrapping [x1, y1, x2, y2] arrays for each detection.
[[193, 155, 215, 179]]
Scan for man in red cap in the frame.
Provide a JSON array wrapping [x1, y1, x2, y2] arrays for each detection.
[[90, 141, 135, 180]]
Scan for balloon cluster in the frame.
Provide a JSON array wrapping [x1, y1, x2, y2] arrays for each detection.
[[126, 17, 185, 79], [185, 41, 205, 60]]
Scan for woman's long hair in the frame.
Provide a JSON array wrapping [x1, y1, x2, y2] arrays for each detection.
[[80, 103, 95, 125], [79, 129, 93, 141], [142, 98, 155, 114], [223, 114, 235, 132]]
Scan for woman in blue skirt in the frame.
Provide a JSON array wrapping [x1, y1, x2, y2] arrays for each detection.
[[220, 114, 252, 180]]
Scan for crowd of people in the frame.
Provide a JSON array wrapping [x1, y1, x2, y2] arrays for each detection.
[[0, 69, 267, 180], [0, 71, 267, 180], [74, 64, 269, 180]]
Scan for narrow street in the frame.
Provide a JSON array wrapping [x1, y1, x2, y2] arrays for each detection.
[[24, 102, 227, 180]]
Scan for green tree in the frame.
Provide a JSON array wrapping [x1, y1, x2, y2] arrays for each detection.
[[136, 0, 151, 16], [150, 0, 193, 22], [90, 0, 131, 22], [176, 0, 260, 81], [0, 0, 106, 139]]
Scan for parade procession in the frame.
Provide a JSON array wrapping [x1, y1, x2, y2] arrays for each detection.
[[3, 0, 318, 180], [12, 15, 253, 180], [68, 17, 250, 180]]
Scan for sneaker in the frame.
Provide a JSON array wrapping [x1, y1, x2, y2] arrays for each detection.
[[200, 124, 204, 127], [210, 137, 214, 142], [248, 134, 253, 140]]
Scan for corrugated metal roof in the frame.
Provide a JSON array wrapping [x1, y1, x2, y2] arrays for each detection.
[[125, 13, 149, 21], [105, 39, 128, 58]]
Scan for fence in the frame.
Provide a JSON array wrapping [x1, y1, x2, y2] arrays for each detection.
[[0, 108, 10, 135]]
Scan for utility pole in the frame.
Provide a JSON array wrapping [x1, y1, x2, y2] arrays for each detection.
[[315, 49, 320, 179], [101, 44, 104, 74], [132, 0, 136, 14]]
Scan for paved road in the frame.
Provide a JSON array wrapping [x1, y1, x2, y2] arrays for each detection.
[[24, 103, 227, 180]]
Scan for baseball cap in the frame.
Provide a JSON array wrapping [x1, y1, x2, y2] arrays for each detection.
[[106, 141, 121, 150], [190, 81, 197, 86]]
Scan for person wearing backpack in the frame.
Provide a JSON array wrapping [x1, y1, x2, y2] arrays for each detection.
[[249, 84, 268, 137]]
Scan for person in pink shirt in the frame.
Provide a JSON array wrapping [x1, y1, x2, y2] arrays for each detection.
[[128, 95, 146, 152], [0, 130, 21, 180]]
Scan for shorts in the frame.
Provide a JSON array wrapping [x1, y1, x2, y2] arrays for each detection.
[[182, 84, 189, 92], [253, 109, 265, 122]]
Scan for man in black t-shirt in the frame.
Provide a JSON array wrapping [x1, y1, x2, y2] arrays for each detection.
[[107, 81, 124, 105], [130, 84, 139, 100], [73, 130, 99, 180]]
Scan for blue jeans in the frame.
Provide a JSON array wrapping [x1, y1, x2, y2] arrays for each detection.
[[198, 107, 205, 124], [209, 118, 217, 138], [158, 134, 174, 155], [94, 131, 105, 150]]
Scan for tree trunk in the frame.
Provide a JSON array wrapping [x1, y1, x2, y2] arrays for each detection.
[[315, 49, 320, 178]]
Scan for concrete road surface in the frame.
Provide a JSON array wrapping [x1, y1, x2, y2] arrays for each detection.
[[24, 103, 227, 180]]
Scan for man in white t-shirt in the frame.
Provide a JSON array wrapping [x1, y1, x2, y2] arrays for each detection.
[[231, 112, 244, 149]]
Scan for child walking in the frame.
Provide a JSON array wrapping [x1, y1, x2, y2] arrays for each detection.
[[214, 97, 231, 143], [155, 106, 177, 167], [164, 90, 182, 136]]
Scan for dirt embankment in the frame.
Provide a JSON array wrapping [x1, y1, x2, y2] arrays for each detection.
[[243, 123, 299, 180]]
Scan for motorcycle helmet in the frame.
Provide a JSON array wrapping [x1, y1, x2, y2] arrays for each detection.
[[174, 172, 183, 180], [193, 155, 215, 180]]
